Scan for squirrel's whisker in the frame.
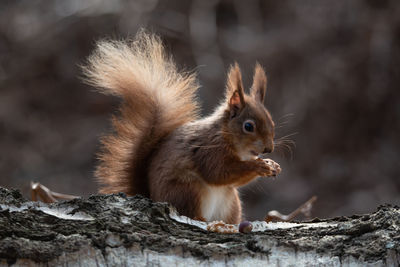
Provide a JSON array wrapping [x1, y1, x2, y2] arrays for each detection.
[[277, 113, 294, 120], [275, 132, 298, 140], [276, 113, 294, 122]]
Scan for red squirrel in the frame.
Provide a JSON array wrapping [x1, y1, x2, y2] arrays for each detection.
[[82, 31, 281, 224]]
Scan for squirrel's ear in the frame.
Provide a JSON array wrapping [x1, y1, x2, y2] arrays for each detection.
[[226, 63, 245, 118], [250, 63, 267, 103]]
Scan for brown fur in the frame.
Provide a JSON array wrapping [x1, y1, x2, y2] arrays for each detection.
[[83, 31, 279, 224]]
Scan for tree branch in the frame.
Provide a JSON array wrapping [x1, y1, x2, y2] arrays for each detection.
[[0, 187, 398, 266]]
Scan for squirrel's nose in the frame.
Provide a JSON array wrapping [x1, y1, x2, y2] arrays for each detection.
[[263, 147, 272, 154]]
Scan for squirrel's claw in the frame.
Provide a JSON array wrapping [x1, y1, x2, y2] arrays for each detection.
[[255, 158, 281, 177]]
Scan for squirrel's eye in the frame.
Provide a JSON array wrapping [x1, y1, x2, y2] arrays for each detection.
[[243, 120, 255, 133]]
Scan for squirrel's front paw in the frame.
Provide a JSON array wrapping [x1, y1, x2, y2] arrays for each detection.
[[255, 158, 281, 177]]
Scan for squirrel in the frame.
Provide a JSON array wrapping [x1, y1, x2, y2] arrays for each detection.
[[82, 31, 281, 224]]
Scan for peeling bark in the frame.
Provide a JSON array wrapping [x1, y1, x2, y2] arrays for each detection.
[[0, 187, 398, 266]]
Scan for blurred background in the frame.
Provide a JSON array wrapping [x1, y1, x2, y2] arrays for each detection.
[[0, 0, 399, 220]]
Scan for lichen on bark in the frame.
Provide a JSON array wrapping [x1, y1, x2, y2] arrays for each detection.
[[0, 187, 398, 266]]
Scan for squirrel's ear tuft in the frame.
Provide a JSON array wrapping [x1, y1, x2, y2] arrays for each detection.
[[250, 63, 267, 103], [226, 63, 245, 118]]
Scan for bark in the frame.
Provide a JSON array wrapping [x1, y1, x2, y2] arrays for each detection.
[[0, 187, 398, 267]]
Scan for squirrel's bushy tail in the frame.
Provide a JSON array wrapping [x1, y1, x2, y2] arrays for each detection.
[[82, 31, 200, 196]]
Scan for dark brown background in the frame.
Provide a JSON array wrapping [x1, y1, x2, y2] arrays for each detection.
[[0, 0, 399, 220]]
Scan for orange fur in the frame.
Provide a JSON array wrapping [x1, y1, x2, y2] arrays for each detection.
[[82, 31, 200, 196], [83, 31, 280, 224]]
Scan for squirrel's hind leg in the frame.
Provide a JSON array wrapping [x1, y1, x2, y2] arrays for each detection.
[[150, 178, 204, 221]]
